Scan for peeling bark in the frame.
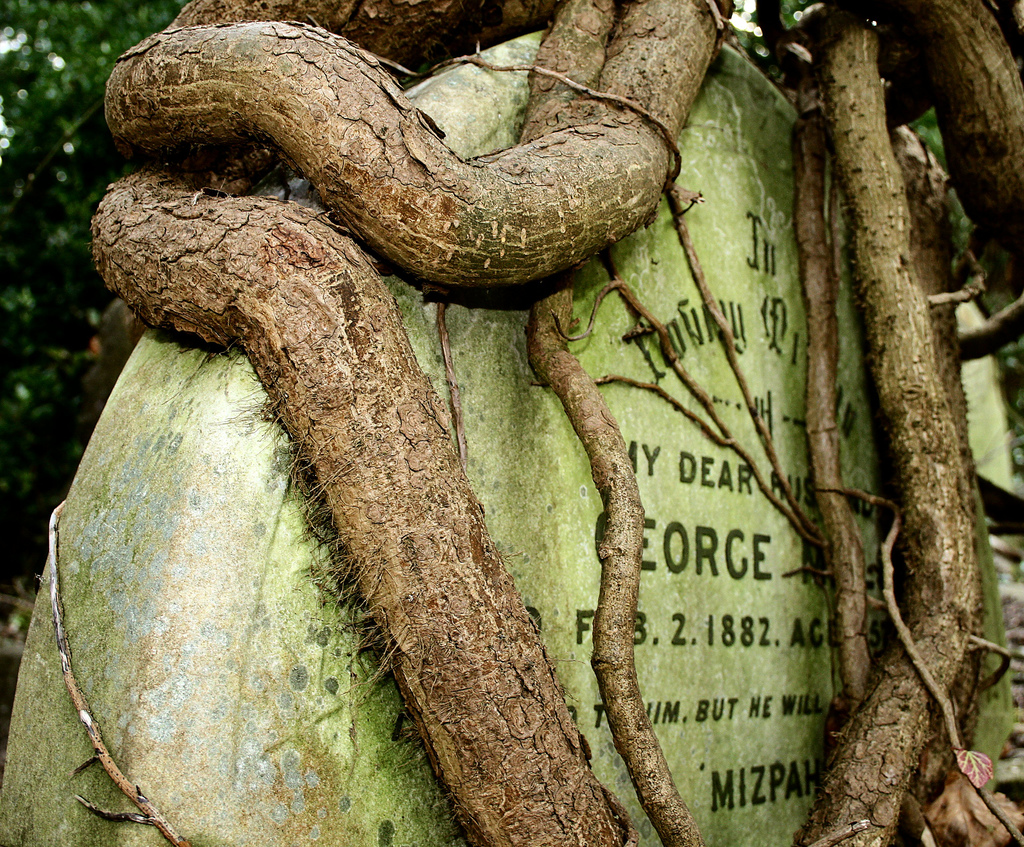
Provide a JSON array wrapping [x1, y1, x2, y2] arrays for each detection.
[[796, 11, 981, 846], [92, 169, 635, 847]]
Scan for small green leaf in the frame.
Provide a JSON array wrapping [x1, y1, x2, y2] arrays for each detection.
[[955, 748, 994, 788]]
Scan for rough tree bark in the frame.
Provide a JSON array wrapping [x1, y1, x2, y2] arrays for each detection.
[[891, 124, 985, 807], [90, 0, 722, 845], [94, 172, 633, 847], [172, 0, 560, 67], [876, 0, 1024, 250], [793, 73, 871, 711], [795, 12, 981, 846]]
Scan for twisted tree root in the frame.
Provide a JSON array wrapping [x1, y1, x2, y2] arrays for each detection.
[[93, 169, 633, 847], [104, 0, 718, 287], [92, 1, 725, 843]]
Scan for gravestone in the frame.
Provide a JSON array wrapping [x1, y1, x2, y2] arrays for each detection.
[[1, 33, 996, 847]]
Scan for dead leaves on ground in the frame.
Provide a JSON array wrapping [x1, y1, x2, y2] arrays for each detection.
[[925, 772, 1024, 847]]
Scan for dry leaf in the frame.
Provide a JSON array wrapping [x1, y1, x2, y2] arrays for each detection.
[[924, 772, 1024, 847]]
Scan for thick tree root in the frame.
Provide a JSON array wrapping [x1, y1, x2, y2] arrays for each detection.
[[892, 124, 986, 802], [883, 0, 1024, 250], [519, 0, 615, 143], [795, 12, 981, 846], [92, 169, 635, 847], [92, 1, 728, 844], [104, 2, 718, 288]]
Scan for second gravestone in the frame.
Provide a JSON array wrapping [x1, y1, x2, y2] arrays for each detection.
[[6, 33, 990, 847]]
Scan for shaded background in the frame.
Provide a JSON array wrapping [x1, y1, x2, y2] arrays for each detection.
[[1, 0, 187, 595]]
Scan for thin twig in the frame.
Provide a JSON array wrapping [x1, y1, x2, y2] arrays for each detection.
[[979, 785, 1024, 847], [596, 374, 821, 546], [704, 0, 729, 52], [970, 633, 1024, 662], [1, 98, 103, 230], [667, 190, 822, 544], [591, 262, 822, 547], [815, 486, 893, 510], [878, 504, 965, 749], [806, 819, 871, 847], [76, 795, 155, 824], [558, 278, 623, 342], [436, 302, 468, 473], [434, 55, 682, 186], [374, 54, 419, 79], [968, 634, 1014, 692], [47, 502, 192, 847], [928, 278, 984, 306]]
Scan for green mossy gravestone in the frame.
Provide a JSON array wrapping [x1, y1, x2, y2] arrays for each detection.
[[0, 36, 1004, 847]]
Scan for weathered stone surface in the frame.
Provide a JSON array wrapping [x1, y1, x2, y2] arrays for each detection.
[[1, 34, 1004, 847], [1, 336, 461, 847], [957, 303, 1016, 762], [959, 302, 1017, 490]]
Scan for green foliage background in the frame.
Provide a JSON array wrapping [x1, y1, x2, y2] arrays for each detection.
[[0, 0, 186, 582]]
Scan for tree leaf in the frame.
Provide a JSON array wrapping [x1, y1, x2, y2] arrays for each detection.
[[954, 748, 994, 788]]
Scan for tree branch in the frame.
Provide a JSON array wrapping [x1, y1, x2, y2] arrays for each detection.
[[47, 502, 192, 847], [515, 8, 702, 836], [667, 190, 822, 543], [172, 0, 560, 67], [960, 290, 1024, 358], [880, 0, 1024, 251], [792, 77, 870, 706]]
